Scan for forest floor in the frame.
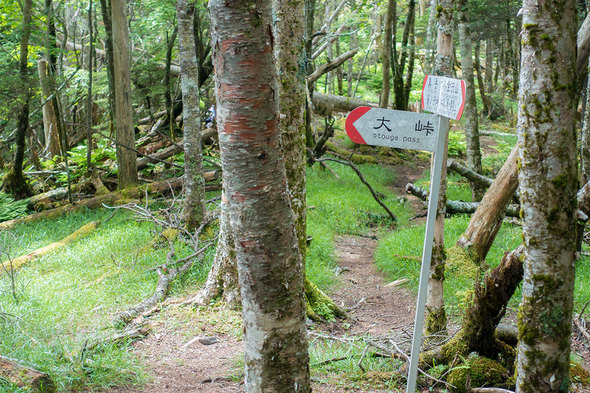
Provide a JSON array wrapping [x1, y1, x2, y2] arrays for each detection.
[[103, 233, 417, 393], [102, 158, 427, 393], [99, 135, 589, 393]]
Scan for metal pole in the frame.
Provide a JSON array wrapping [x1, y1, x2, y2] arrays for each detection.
[[406, 115, 449, 393]]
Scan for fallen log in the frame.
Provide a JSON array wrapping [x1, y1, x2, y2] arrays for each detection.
[[0, 356, 55, 393], [137, 144, 183, 170], [311, 91, 377, 115], [0, 176, 221, 230], [405, 183, 520, 217], [1, 221, 100, 273], [448, 159, 520, 200]]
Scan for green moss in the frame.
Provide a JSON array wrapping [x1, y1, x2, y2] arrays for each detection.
[[446, 246, 479, 280], [425, 306, 447, 336], [447, 356, 508, 393]]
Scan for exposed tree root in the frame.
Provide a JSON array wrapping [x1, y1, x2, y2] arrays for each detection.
[[419, 246, 524, 371]]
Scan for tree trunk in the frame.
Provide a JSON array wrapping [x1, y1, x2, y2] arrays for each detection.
[[393, 0, 413, 110], [515, 1, 577, 391], [457, 0, 483, 201], [165, 26, 178, 136], [111, 0, 137, 189], [210, 1, 311, 391], [86, 0, 94, 173], [98, 0, 115, 132], [474, 41, 493, 117], [456, 145, 519, 263], [274, 0, 307, 261], [304, 0, 316, 147], [424, 0, 454, 337], [2, 0, 33, 199], [177, 0, 205, 231], [582, 74, 590, 185], [37, 60, 61, 157], [403, 0, 416, 107], [380, 0, 395, 108], [424, 0, 438, 74]]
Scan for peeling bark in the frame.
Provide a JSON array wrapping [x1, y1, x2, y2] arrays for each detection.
[[210, 1, 311, 391]]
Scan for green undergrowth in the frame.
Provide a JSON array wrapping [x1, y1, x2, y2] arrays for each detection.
[[0, 208, 215, 391], [309, 335, 406, 391], [306, 160, 413, 290]]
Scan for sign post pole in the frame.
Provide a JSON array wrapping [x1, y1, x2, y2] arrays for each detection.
[[344, 75, 463, 393], [405, 116, 449, 393]]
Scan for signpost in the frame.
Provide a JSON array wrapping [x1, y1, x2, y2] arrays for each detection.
[[345, 75, 465, 393]]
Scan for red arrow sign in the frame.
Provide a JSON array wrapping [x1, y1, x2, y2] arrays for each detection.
[[345, 107, 439, 152]]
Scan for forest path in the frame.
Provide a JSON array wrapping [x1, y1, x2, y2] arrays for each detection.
[[102, 232, 417, 393]]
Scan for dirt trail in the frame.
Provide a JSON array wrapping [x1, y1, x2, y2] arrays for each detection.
[[103, 233, 414, 393]]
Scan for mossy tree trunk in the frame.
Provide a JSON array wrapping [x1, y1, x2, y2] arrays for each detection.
[[457, 0, 483, 201], [177, 0, 205, 231], [420, 246, 524, 370], [210, 0, 311, 391], [424, 0, 454, 338], [515, 1, 578, 391], [2, 0, 34, 200]]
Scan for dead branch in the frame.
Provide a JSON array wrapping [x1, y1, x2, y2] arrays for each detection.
[[448, 159, 493, 189], [307, 49, 358, 85], [307, 116, 335, 164], [405, 183, 520, 217], [84, 325, 152, 352], [317, 156, 397, 223], [0, 356, 55, 393], [470, 389, 515, 393], [113, 240, 213, 327], [574, 317, 590, 343]]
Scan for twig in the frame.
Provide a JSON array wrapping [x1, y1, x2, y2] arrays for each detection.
[[579, 299, 590, 318], [313, 356, 349, 367], [317, 156, 397, 223]]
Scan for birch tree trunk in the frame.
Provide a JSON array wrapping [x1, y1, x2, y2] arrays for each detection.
[[111, 0, 137, 189], [424, 0, 454, 337], [177, 0, 205, 230], [274, 0, 307, 259], [210, 1, 311, 391], [457, 0, 483, 201], [516, 1, 577, 391]]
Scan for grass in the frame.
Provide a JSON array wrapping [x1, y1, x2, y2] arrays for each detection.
[[1, 129, 589, 391], [0, 208, 214, 391]]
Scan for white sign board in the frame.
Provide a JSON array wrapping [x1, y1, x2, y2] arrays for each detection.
[[345, 107, 439, 152], [421, 75, 466, 120]]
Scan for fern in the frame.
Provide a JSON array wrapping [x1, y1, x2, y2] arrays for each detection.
[[0, 192, 28, 222]]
